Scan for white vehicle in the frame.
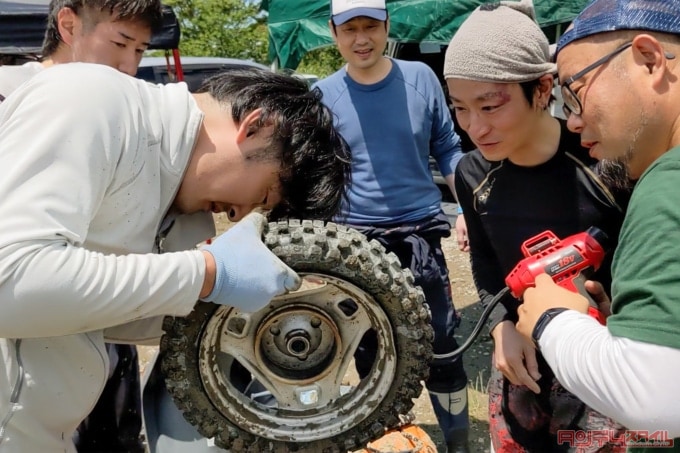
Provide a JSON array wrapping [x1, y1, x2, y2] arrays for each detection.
[[293, 72, 319, 87], [136, 56, 270, 92]]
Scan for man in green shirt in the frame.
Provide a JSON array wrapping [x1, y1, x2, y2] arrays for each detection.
[[516, 1, 680, 451]]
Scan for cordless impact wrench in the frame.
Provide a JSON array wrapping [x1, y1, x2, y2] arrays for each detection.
[[505, 225, 609, 325], [434, 226, 609, 359]]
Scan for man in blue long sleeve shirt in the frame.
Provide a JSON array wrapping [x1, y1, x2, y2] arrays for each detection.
[[314, 1, 469, 451]]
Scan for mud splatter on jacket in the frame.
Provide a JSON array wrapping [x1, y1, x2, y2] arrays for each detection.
[[0, 63, 214, 452]]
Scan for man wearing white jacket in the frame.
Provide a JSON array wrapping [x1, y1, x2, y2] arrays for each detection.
[[0, 2, 164, 450], [0, 63, 350, 452]]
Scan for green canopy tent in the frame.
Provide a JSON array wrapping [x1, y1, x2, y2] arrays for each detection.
[[262, 0, 590, 69]]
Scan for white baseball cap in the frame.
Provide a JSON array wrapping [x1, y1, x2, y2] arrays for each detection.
[[331, 0, 387, 25]]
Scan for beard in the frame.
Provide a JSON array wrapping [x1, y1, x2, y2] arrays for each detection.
[[596, 158, 635, 193], [596, 108, 647, 193]]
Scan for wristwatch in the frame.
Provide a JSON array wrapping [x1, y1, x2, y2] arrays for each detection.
[[531, 307, 569, 348]]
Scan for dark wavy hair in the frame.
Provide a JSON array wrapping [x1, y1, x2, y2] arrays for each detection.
[[42, 0, 163, 57], [197, 68, 352, 221]]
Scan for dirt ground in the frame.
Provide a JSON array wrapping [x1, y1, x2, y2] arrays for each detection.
[[409, 231, 493, 452], [139, 214, 493, 452]]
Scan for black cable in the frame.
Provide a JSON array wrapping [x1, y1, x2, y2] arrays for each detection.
[[432, 287, 510, 360]]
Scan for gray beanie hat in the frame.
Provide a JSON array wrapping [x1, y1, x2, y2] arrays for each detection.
[[443, 0, 556, 83]]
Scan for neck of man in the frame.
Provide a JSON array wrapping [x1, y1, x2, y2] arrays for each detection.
[[39, 58, 55, 68], [44, 46, 76, 66], [507, 113, 562, 167], [346, 55, 392, 85]]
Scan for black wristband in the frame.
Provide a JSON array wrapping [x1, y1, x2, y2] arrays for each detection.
[[531, 307, 569, 348]]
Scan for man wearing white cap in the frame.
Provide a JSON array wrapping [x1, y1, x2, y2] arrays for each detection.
[[314, 1, 469, 451]]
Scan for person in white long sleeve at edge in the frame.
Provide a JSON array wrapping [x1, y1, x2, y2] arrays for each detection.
[[0, 63, 350, 452], [0, 2, 169, 450], [515, 0, 680, 449]]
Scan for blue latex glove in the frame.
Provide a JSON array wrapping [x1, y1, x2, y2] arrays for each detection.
[[201, 212, 301, 311]]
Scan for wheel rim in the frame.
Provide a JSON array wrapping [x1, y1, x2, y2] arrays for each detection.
[[197, 273, 398, 442]]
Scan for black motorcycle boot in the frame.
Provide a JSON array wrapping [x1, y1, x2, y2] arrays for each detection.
[[446, 427, 471, 453]]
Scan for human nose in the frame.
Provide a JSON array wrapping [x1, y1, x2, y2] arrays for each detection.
[[565, 110, 585, 134], [467, 112, 491, 139], [228, 204, 269, 222], [355, 29, 370, 44], [119, 53, 141, 76]]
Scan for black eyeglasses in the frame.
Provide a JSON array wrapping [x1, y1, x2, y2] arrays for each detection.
[[560, 42, 633, 118], [561, 41, 677, 118]]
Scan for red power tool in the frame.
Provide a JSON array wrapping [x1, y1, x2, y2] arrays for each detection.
[[433, 226, 610, 360], [505, 226, 609, 325]]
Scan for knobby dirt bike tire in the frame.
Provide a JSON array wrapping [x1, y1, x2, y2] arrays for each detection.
[[160, 219, 434, 453]]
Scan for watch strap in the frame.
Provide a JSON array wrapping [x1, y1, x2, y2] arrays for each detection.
[[531, 307, 569, 348]]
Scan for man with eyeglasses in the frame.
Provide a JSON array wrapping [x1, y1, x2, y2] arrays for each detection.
[[515, 0, 680, 442]]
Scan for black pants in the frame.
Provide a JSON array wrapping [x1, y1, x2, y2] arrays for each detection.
[[350, 212, 467, 393], [75, 343, 144, 453]]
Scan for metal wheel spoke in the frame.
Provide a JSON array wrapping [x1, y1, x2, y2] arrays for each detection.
[[333, 301, 374, 358], [258, 373, 344, 409], [216, 312, 261, 364]]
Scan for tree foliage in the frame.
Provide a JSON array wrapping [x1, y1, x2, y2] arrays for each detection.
[[165, 0, 268, 64], [296, 45, 344, 79], [164, 0, 343, 78]]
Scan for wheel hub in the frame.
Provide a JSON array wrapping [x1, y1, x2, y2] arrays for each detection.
[[258, 308, 337, 378]]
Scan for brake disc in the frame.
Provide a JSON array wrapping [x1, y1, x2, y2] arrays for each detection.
[[160, 219, 434, 452]]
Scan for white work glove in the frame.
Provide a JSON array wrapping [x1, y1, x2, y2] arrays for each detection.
[[201, 212, 301, 311]]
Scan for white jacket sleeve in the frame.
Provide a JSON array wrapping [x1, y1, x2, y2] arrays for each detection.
[[104, 316, 164, 345], [0, 65, 205, 339], [540, 311, 680, 436]]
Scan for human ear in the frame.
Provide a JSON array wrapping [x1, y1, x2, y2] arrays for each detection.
[[329, 20, 338, 41], [535, 74, 554, 109], [235, 108, 263, 144], [631, 34, 670, 77], [56, 7, 78, 46]]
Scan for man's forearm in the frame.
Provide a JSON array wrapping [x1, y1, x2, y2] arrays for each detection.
[[539, 311, 680, 436]]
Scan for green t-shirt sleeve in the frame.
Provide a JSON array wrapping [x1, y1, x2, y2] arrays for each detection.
[[608, 146, 680, 349]]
